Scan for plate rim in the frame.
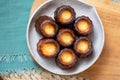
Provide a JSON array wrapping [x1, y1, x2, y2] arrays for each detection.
[[26, 0, 105, 75]]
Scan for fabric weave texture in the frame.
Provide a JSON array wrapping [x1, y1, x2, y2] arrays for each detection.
[[0, 0, 42, 74]]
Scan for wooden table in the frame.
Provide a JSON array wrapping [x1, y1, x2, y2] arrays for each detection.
[[31, 0, 120, 80]]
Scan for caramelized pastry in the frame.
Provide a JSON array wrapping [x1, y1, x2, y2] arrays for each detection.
[[56, 48, 77, 69], [74, 16, 93, 36], [37, 39, 60, 58], [74, 37, 92, 58], [57, 28, 75, 47], [54, 5, 76, 25], [35, 16, 58, 38]]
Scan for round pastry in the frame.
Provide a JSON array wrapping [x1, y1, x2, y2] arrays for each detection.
[[74, 37, 92, 58], [37, 39, 60, 58], [35, 16, 58, 38], [54, 5, 76, 25], [74, 16, 93, 36], [56, 48, 77, 69], [57, 28, 75, 47]]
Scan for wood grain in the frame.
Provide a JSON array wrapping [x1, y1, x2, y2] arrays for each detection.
[[31, 0, 120, 80]]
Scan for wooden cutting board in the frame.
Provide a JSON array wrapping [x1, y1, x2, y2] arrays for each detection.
[[31, 0, 120, 80]]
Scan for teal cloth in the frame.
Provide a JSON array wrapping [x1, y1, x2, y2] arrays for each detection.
[[0, 0, 42, 74]]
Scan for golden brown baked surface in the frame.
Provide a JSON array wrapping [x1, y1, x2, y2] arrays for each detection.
[[43, 23, 55, 36], [77, 40, 89, 53], [54, 5, 76, 25], [57, 28, 75, 47], [74, 16, 93, 36], [56, 48, 77, 69], [37, 39, 60, 58], [35, 16, 58, 38], [74, 37, 92, 58]]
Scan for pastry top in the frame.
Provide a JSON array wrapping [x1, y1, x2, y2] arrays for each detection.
[[37, 39, 60, 58], [59, 9, 72, 22], [57, 28, 75, 47], [77, 39, 89, 53], [74, 16, 93, 36], [54, 5, 76, 25], [56, 48, 77, 69], [60, 50, 75, 64], [74, 37, 93, 58], [42, 22, 55, 36], [35, 16, 58, 38]]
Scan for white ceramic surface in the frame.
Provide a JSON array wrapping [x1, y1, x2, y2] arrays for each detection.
[[27, 0, 105, 75]]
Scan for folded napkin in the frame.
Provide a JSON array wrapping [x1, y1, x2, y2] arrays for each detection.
[[0, 0, 42, 74]]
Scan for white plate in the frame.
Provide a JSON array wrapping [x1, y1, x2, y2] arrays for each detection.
[[26, 0, 105, 75]]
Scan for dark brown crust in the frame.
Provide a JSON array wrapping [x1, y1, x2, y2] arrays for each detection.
[[74, 16, 93, 36], [35, 15, 58, 38], [54, 5, 76, 25], [37, 38, 60, 58], [57, 28, 75, 47], [56, 48, 77, 69], [74, 37, 93, 58]]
